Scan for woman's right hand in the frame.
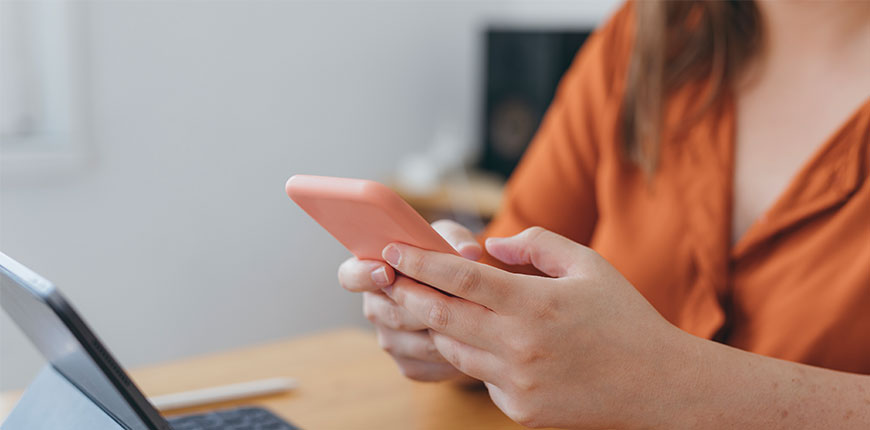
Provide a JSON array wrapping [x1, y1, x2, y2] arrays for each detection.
[[337, 219, 483, 382]]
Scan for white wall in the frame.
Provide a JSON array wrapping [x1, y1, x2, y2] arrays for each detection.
[[0, 0, 619, 392]]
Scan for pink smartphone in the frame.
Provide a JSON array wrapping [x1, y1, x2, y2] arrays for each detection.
[[285, 175, 459, 260]]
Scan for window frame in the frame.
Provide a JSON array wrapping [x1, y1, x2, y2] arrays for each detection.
[[1, 2, 91, 179]]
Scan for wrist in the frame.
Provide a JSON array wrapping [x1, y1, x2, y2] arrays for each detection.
[[650, 329, 787, 429], [628, 327, 712, 430], [664, 330, 716, 429]]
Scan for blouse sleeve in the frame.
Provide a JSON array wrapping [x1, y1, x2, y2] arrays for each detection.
[[479, 3, 634, 272]]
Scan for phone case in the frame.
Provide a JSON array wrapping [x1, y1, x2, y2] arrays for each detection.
[[286, 175, 459, 260]]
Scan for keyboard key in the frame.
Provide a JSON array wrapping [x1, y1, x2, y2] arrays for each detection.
[[167, 406, 298, 430]]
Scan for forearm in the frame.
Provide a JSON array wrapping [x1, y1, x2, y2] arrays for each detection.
[[676, 333, 870, 429]]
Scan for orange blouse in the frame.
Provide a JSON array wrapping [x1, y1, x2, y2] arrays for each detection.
[[482, 3, 870, 373]]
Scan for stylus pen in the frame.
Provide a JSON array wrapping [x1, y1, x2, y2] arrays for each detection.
[[148, 377, 298, 411]]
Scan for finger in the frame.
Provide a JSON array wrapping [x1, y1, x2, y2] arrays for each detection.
[[430, 331, 504, 385], [384, 276, 498, 351], [432, 219, 482, 260], [390, 356, 463, 382], [375, 326, 448, 363], [485, 227, 591, 278], [338, 257, 395, 292], [363, 291, 427, 331], [382, 244, 518, 312], [484, 383, 515, 419]]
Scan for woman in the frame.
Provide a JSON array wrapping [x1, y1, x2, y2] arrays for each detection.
[[340, 1, 870, 428]]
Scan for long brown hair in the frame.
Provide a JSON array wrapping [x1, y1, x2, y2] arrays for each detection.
[[622, 0, 763, 174]]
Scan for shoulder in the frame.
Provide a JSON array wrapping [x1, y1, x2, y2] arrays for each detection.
[[544, 1, 634, 163]]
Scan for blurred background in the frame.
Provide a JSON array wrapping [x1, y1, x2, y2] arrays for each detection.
[[0, 0, 619, 391]]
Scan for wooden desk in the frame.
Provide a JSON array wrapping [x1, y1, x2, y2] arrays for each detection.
[[3, 329, 527, 429]]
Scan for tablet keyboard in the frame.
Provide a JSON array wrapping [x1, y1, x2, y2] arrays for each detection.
[[167, 406, 298, 430]]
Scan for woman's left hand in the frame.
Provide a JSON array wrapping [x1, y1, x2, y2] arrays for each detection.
[[380, 227, 701, 429]]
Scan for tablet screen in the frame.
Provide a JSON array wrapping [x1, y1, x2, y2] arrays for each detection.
[[0, 253, 168, 430]]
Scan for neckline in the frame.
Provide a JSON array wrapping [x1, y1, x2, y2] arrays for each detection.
[[727, 94, 870, 257]]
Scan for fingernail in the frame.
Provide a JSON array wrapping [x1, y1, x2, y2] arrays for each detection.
[[458, 242, 482, 259], [382, 244, 401, 266], [371, 266, 390, 286], [382, 285, 394, 297], [459, 241, 481, 250]]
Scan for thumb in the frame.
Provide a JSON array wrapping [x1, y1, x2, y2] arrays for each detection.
[[484, 227, 587, 278], [431, 219, 482, 260]]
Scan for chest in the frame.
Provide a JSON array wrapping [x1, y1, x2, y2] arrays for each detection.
[[590, 133, 870, 371], [732, 57, 870, 245]]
